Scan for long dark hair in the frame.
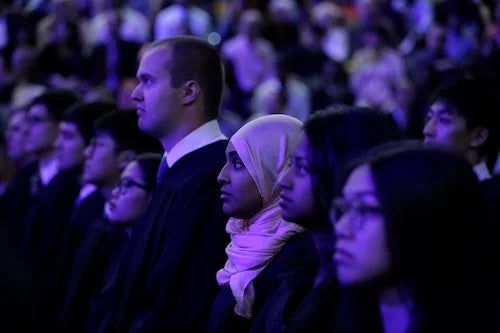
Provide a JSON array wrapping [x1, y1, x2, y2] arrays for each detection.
[[135, 153, 162, 193], [303, 104, 402, 230], [338, 141, 494, 332]]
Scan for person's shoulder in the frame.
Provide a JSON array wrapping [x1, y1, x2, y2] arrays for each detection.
[[268, 231, 319, 276], [279, 232, 317, 260], [177, 140, 227, 171]]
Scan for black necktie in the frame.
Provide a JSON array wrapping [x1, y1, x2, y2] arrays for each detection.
[[156, 156, 169, 184]]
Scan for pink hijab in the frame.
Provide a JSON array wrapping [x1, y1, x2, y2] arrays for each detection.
[[216, 115, 306, 319]]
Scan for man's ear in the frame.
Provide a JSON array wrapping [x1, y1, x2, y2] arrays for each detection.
[[182, 80, 200, 105], [470, 127, 489, 149], [118, 149, 137, 170]]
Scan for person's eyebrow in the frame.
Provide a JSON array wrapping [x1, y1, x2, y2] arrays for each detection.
[[228, 150, 239, 159]]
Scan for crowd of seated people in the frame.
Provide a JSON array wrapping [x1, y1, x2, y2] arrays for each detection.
[[1, 0, 500, 136], [0, 1, 499, 332]]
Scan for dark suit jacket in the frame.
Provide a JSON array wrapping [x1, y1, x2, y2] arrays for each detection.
[[92, 140, 229, 333]]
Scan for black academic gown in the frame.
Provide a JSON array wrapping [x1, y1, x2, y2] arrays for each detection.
[[21, 166, 82, 265], [0, 161, 38, 247], [208, 231, 320, 333], [56, 187, 106, 314], [20, 166, 82, 329], [91, 140, 229, 333], [60, 217, 129, 333]]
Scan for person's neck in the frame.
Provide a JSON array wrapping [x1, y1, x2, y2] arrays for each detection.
[[160, 116, 207, 152], [464, 150, 482, 167], [38, 150, 57, 167], [379, 286, 413, 333], [310, 230, 336, 286]]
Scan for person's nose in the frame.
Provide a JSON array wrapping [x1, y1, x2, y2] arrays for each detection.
[[217, 163, 230, 185], [422, 117, 436, 138], [334, 214, 355, 239], [131, 83, 143, 102], [277, 166, 293, 190]]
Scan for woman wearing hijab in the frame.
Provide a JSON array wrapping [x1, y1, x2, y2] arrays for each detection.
[[207, 114, 320, 333]]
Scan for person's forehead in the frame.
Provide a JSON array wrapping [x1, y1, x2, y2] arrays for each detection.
[[60, 121, 80, 133], [139, 46, 172, 69], [343, 164, 375, 194], [9, 112, 25, 125], [429, 100, 462, 117], [93, 132, 116, 143], [29, 103, 49, 116], [122, 161, 142, 179]]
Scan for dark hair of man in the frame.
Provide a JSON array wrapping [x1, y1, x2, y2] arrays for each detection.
[[146, 36, 224, 120], [61, 101, 117, 145], [339, 141, 493, 332], [93, 110, 163, 154], [429, 76, 500, 169], [29, 89, 80, 122], [304, 105, 402, 230]]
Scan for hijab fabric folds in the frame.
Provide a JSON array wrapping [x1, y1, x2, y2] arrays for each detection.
[[216, 115, 306, 319]]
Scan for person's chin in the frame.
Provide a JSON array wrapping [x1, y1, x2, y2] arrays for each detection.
[[280, 210, 297, 223]]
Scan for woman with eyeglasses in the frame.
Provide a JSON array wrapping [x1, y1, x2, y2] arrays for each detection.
[[253, 105, 402, 333], [331, 142, 495, 333], [59, 153, 162, 333]]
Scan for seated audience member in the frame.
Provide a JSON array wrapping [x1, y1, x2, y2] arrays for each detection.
[[62, 110, 162, 287], [422, 77, 500, 269], [70, 110, 162, 245], [0, 109, 36, 243], [60, 153, 161, 333], [208, 114, 317, 333], [55, 101, 117, 173], [331, 142, 495, 333], [4, 109, 34, 170], [16, 89, 80, 330], [22, 101, 114, 267], [258, 105, 402, 332], [423, 77, 499, 179], [2, 91, 78, 245]]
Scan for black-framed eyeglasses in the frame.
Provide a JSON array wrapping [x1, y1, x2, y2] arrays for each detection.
[[114, 177, 148, 195], [330, 197, 382, 231]]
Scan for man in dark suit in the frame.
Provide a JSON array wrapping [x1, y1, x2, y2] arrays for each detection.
[[90, 36, 229, 333]]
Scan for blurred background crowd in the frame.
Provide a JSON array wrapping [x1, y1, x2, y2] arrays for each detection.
[[0, 0, 499, 136]]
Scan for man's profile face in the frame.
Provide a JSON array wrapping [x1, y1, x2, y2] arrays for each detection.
[[131, 46, 184, 141], [422, 101, 473, 155], [5, 111, 28, 161], [54, 121, 86, 170], [25, 103, 59, 155]]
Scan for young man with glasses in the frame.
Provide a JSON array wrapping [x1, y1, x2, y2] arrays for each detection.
[[11, 89, 80, 331], [69, 110, 161, 263], [60, 153, 162, 333]]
